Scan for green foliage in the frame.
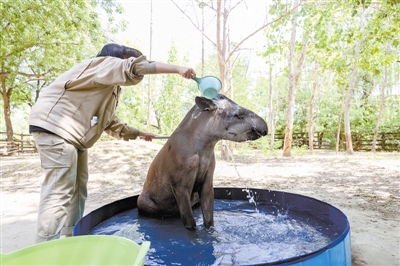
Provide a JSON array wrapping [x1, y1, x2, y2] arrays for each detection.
[[3, 0, 399, 155], [259, 1, 400, 152], [152, 42, 198, 135], [290, 145, 309, 156], [1, 0, 125, 133], [115, 82, 149, 130]]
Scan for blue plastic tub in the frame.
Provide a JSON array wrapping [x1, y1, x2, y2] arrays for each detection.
[[74, 187, 351, 265]]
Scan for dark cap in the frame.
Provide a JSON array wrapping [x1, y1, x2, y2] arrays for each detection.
[[96, 43, 143, 59]]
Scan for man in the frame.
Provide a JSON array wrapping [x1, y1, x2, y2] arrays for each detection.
[[29, 43, 196, 242]]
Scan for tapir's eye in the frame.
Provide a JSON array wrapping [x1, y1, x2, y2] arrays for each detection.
[[234, 114, 244, 120]]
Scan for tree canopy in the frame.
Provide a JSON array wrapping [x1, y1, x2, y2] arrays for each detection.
[[1, 0, 125, 140], [1, 0, 399, 153]]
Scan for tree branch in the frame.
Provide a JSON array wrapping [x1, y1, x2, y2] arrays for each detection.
[[171, 0, 217, 47], [294, 40, 307, 83], [198, 0, 217, 12], [225, 0, 244, 18], [17, 69, 54, 78], [227, 1, 303, 62]]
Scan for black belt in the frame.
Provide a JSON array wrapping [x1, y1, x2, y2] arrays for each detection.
[[29, 125, 55, 135]]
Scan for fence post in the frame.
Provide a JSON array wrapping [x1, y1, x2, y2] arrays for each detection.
[[318, 132, 323, 149], [20, 133, 24, 151]]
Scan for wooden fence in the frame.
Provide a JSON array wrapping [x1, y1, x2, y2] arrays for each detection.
[[1, 130, 399, 156], [0, 132, 37, 155], [273, 131, 400, 152], [351, 132, 400, 152], [273, 132, 333, 150]]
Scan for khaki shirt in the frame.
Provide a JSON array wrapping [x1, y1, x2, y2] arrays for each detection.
[[29, 55, 156, 150]]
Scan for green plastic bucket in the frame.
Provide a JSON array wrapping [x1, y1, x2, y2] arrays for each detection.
[[1, 235, 150, 265], [192, 76, 222, 99]]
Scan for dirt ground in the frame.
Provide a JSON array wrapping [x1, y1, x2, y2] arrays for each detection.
[[1, 139, 399, 265]]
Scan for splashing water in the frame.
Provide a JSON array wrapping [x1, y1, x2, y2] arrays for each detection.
[[224, 142, 258, 211], [89, 199, 339, 265]]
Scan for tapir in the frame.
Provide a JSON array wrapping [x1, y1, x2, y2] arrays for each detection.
[[137, 94, 268, 230]]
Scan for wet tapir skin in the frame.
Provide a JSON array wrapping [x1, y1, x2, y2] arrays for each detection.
[[137, 94, 268, 230]]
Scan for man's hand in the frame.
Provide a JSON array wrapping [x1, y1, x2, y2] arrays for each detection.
[[179, 67, 196, 79], [138, 130, 157, 142]]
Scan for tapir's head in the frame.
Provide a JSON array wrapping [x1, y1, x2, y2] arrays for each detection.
[[193, 94, 268, 142]]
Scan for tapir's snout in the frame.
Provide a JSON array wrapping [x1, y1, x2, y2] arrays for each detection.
[[248, 118, 268, 140], [256, 127, 268, 137]]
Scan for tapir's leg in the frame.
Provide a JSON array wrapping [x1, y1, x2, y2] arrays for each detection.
[[200, 157, 216, 228], [200, 184, 214, 228], [172, 155, 200, 230], [137, 192, 160, 215], [191, 192, 200, 208], [174, 186, 197, 230]]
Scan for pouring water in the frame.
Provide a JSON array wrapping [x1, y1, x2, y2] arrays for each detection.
[[223, 142, 258, 212]]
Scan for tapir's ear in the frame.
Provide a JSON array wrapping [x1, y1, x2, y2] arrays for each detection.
[[195, 96, 217, 111]]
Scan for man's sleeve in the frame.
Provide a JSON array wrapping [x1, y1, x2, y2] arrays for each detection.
[[104, 114, 140, 141], [94, 56, 157, 86]]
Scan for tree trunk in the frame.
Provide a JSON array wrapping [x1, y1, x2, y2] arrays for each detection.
[[308, 59, 318, 154], [201, 6, 205, 77], [372, 66, 387, 152], [335, 87, 346, 154], [216, 1, 230, 160], [269, 59, 274, 150], [282, 12, 297, 158], [344, 8, 365, 155], [1, 64, 13, 142], [344, 80, 355, 154], [216, 0, 226, 94], [146, 0, 153, 132], [283, 11, 307, 157]]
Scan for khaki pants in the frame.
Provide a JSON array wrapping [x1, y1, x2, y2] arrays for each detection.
[[32, 132, 88, 243]]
